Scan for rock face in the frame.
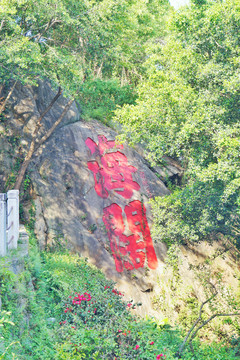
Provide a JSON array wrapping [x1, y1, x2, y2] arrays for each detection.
[[0, 80, 80, 190], [1, 80, 172, 317], [30, 119, 171, 317], [32, 120, 169, 255]]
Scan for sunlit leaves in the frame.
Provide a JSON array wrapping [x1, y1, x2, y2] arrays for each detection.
[[115, 0, 240, 244]]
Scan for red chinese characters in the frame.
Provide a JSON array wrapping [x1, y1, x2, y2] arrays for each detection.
[[85, 136, 140, 199], [103, 201, 158, 272], [85, 135, 158, 272]]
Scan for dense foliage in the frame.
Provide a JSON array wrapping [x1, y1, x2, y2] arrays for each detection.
[[115, 0, 240, 246], [0, 0, 169, 120], [0, 230, 239, 359]]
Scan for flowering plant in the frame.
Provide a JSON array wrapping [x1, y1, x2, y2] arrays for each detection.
[[58, 286, 169, 359]]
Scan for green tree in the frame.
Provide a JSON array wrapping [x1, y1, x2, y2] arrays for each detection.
[[114, 0, 240, 245], [1, 0, 170, 189]]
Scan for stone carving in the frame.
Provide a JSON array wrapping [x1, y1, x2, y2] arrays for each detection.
[[103, 201, 158, 272], [86, 135, 140, 199], [86, 135, 158, 272]]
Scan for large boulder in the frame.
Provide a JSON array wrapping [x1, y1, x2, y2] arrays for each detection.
[[30, 119, 170, 317], [1, 80, 172, 317]]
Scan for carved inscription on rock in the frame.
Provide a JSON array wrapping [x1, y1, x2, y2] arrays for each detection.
[[86, 135, 140, 199], [85, 135, 158, 272], [103, 201, 158, 272]]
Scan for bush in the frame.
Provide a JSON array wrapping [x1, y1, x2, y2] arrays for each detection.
[[0, 232, 239, 359], [78, 78, 137, 123]]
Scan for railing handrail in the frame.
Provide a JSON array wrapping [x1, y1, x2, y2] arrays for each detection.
[[0, 190, 19, 256]]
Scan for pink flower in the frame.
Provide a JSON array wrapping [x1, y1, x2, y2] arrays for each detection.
[[150, 341, 154, 345], [156, 354, 164, 359], [127, 303, 132, 307], [134, 345, 140, 350]]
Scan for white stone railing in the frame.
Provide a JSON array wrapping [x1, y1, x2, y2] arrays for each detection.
[[0, 190, 19, 256]]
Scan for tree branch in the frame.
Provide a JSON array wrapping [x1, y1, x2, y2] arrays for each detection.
[[0, 20, 5, 32], [13, 87, 63, 190], [214, 39, 225, 49], [225, 236, 240, 256], [29, 18, 62, 42], [189, 312, 240, 344], [176, 292, 217, 357], [35, 94, 76, 150], [0, 80, 17, 116]]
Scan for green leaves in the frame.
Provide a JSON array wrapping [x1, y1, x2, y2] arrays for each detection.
[[115, 0, 240, 245], [0, 0, 171, 116]]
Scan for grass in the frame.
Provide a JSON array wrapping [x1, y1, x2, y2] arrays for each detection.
[[0, 229, 239, 359]]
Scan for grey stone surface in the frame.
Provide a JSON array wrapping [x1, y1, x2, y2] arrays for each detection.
[[30, 120, 169, 259], [0, 80, 81, 191], [0, 81, 173, 317], [10, 80, 80, 139], [28, 118, 171, 317]]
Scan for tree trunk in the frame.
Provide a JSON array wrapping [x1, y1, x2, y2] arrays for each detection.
[[31, 86, 62, 139], [0, 80, 17, 116], [0, 19, 5, 32], [14, 87, 63, 190], [14, 92, 75, 190], [176, 292, 217, 358], [96, 61, 103, 78], [35, 95, 75, 149], [14, 151, 34, 191]]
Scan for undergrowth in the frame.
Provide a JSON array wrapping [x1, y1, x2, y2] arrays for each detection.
[[0, 228, 239, 359], [78, 78, 137, 124]]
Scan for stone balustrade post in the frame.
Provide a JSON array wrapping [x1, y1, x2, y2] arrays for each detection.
[[7, 190, 19, 250], [0, 193, 7, 256]]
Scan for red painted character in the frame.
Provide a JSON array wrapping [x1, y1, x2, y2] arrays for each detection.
[[103, 201, 158, 272], [125, 200, 158, 270], [86, 136, 140, 199]]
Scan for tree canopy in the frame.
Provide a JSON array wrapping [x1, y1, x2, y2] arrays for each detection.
[[0, 0, 169, 89], [114, 0, 240, 246]]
